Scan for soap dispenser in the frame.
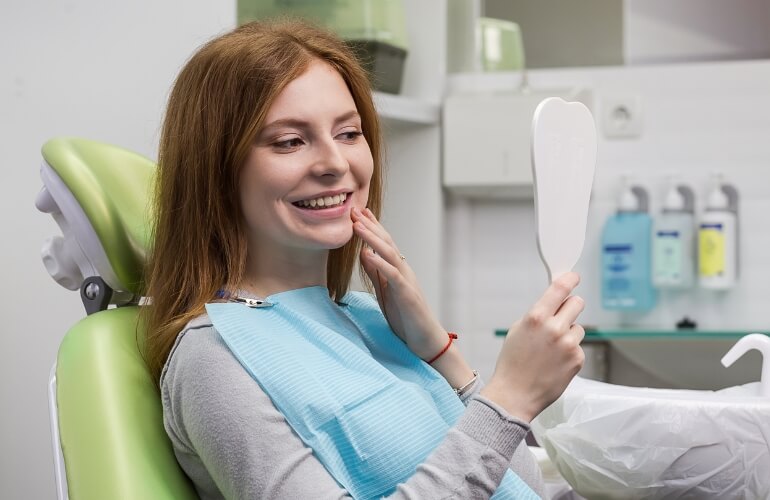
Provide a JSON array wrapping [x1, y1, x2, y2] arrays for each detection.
[[601, 178, 657, 311], [699, 174, 738, 289], [652, 178, 696, 288]]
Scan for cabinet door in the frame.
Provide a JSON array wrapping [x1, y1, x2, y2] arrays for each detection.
[[444, 90, 591, 198]]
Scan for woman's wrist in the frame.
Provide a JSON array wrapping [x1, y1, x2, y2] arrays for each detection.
[[479, 380, 538, 423], [407, 323, 453, 361], [403, 323, 475, 391], [429, 342, 475, 391]]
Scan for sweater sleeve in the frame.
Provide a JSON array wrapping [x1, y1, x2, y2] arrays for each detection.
[[161, 322, 541, 500], [459, 374, 545, 495]]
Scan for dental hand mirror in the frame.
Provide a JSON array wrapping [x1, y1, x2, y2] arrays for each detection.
[[531, 97, 597, 283]]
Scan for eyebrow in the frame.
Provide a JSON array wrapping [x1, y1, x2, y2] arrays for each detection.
[[262, 110, 361, 131]]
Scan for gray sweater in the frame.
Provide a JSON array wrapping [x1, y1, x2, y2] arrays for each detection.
[[161, 315, 545, 499]]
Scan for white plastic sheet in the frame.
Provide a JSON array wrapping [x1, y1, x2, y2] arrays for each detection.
[[531, 377, 770, 499]]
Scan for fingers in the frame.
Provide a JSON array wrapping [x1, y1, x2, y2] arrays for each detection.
[[532, 272, 580, 316], [352, 208, 404, 268], [359, 248, 388, 315], [356, 208, 395, 246], [359, 245, 405, 290], [569, 324, 586, 345], [555, 295, 585, 327], [358, 246, 384, 288], [567, 325, 586, 374]]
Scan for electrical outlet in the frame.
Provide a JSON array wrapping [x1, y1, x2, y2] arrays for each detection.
[[602, 94, 643, 139]]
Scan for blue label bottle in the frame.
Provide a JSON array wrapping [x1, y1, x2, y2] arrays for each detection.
[[601, 183, 657, 311]]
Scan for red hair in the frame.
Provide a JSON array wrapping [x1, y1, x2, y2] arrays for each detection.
[[142, 20, 383, 383]]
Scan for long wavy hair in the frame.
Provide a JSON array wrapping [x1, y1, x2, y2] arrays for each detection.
[[142, 19, 383, 384]]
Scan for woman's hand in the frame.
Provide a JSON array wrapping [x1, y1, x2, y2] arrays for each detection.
[[481, 272, 585, 423], [351, 207, 448, 361]]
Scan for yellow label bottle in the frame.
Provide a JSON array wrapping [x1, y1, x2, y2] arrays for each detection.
[[698, 178, 737, 289], [698, 224, 725, 277]]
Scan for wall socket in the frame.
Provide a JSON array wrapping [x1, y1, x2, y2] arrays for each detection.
[[602, 94, 643, 139]]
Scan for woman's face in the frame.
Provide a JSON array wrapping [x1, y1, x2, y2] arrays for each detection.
[[240, 60, 373, 256]]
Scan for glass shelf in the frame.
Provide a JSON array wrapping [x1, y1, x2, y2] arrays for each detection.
[[493, 329, 770, 340]]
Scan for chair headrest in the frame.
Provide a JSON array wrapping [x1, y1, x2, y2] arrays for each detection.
[[36, 137, 156, 298]]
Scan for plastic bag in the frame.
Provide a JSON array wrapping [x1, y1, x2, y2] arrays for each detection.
[[531, 377, 770, 499]]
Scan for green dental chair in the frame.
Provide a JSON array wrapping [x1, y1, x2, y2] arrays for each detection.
[[36, 137, 198, 499]]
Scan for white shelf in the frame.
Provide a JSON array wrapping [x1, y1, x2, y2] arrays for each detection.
[[373, 92, 440, 126]]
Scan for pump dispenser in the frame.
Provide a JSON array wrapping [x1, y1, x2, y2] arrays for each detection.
[[618, 183, 639, 212], [652, 178, 696, 288], [699, 173, 738, 289], [601, 178, 657, 311]]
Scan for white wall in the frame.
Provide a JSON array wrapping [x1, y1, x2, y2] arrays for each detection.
[[446, 61, 770, 385], [0, 2, 235, 498], [379, 0, 446, 317], [625, 0, 770, 64]]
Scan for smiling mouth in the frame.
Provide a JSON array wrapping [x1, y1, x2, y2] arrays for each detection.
[[293, 192, 349, 210]]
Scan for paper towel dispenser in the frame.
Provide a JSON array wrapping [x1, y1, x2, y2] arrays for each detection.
[[443, 88, 593, 198]]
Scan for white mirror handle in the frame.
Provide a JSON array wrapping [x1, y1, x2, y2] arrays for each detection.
[[721, 333, 770, 397]]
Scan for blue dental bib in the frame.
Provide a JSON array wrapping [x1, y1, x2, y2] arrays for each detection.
[[206, 287, 538, 499]]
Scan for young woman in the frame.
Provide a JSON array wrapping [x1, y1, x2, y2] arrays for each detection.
[[144, 20, 585, 500]]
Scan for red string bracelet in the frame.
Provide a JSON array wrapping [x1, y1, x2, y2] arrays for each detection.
[[427, 332, 458, 364]]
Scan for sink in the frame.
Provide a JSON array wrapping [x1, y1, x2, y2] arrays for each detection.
[[610, 338, 762, 389], [531, 376, 770, 499]]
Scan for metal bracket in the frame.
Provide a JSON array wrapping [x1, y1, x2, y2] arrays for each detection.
[[80, 276, 113, 315]]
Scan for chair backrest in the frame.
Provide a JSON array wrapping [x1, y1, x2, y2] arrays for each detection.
[[37, 137, 198, 499], [57, 306, 197, 499]]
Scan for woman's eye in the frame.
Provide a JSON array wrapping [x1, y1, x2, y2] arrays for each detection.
[[273, 137, 304, 150], [337, 131, 363, 141]]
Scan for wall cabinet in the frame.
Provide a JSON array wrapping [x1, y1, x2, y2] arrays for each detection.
[[443, 91, 539, 198], [443, 87, 591, 198]]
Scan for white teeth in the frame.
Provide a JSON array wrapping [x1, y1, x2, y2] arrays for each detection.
[[296, 193, 348, 209]]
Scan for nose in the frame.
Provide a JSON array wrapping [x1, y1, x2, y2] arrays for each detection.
[[311, 137, 349, 178]]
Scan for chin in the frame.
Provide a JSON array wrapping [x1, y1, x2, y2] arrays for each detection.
[[311, 229, 355, 251], [327, 235, 355, 250]]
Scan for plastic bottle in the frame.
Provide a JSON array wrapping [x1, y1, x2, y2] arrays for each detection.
[[698, 175, 737, 289], [652, 180, 695, 288], [601, 179, 657, 311]]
